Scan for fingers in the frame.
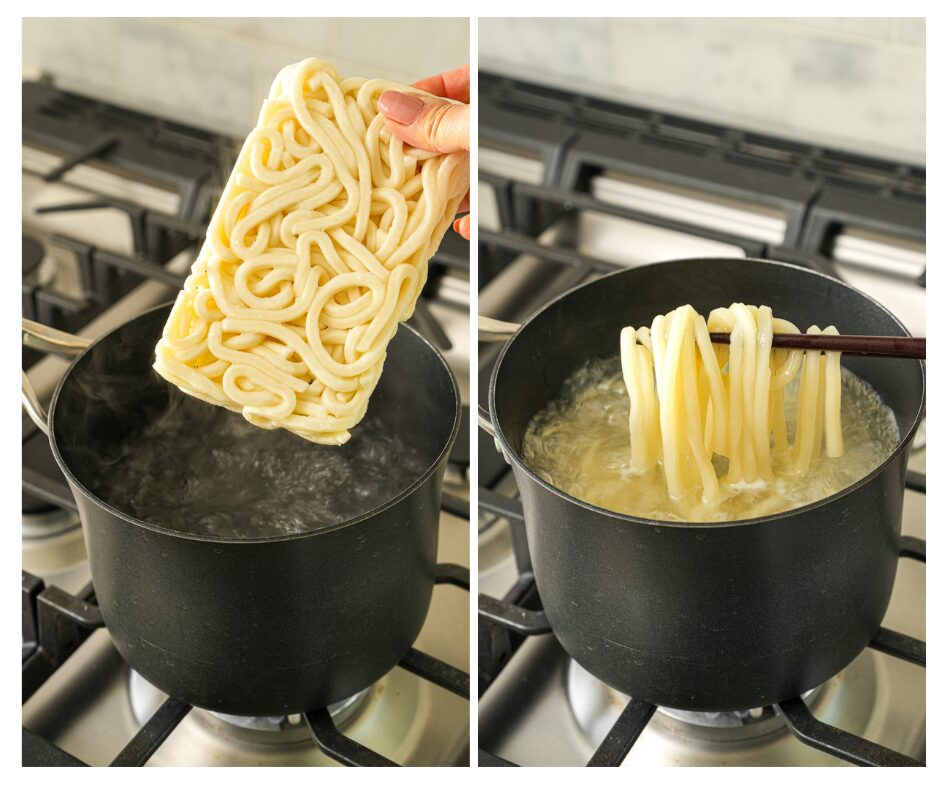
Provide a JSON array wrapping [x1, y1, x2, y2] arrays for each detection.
[[381, 66, 471, 236], [452, 215, 470, 240], [378, 91, 469, 153], [411, 65, 470, 103]]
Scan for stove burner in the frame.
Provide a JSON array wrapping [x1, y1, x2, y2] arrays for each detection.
[[22, 234, 57, 289], [23, 236, 44, 278], [210, 690, 371, 737], [123, 666, 437, 765], [21, 506, 89, 596], [128, 670, 371, 739], [565, 656, 827, 747], [22, 507, 81, 539]]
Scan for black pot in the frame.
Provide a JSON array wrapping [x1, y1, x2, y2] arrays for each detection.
[[486, 258, 924, 711], [24, 303, 459, 715]]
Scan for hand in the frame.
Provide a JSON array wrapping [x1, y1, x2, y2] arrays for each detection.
[[378, 65, 470, 240]]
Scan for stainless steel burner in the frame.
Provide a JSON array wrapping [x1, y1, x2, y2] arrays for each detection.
[[22, 508, 88, 595], [119, 662, 452, 766], [559, 649, 925, 765], [22, 235, 57, 290], [566, 655, 824, 742], [129, 670, 371, 742], [22, 506, 81, 539]]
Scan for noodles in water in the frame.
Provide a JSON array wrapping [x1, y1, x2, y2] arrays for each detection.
[[523, 304, 899, 521], [154, 59, 468, 445]]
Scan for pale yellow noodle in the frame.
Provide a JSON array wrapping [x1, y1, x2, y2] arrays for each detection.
[[154, 59, 468, 444], [619, 304, 844, 510], [823, 325, 844, 457]]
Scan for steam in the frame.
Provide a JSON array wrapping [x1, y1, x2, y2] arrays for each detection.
[[59, 337, 431, 539]]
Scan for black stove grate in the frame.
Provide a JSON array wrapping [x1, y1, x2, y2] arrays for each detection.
[[478, 72, 925, 296], [23, 563, 469, 767], [476, 473, 926, 767]]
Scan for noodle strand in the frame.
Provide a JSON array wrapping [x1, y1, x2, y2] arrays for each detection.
[[154, 59, 468, 444], [620, 304, 844, 508]]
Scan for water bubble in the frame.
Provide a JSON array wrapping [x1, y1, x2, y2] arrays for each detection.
[[88, 392, 430, 539]]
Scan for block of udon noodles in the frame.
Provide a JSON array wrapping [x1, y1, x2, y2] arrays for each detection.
[[154, 58, 468, 445]]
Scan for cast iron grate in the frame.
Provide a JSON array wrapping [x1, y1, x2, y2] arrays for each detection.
[[476, 473, 926, 767], [478, 71, 925, 286], [480, 71, 924, 207], [22, 563, 469, 767]]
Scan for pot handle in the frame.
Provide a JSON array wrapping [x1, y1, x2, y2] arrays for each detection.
[[22, 319, 93, 433], [477, 315, 521, 439], [478, 403, 496, 438], [22, 372, 49, 435], [23, 319, 93, 357], [479, 315, 520, 342]]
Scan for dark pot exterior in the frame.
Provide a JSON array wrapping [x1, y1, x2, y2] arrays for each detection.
[[67, 465, 441, 715], [507, 446, 908, 711], [48, 305, 459, 716], [490, 258, 924, 711]]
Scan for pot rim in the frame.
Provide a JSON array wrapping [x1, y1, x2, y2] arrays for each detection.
[[489, 257, 926, 530], [48, 302, 461, 544]]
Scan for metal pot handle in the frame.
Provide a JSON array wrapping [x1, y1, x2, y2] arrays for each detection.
[[477, 316, 521, 438], [477, 403, 496, 439], [22, 319, 92, 434], [478, 316, 520, 342]]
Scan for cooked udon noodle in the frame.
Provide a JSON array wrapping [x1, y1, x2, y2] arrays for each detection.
[[619, 304, 843, 508], [154, 59, 468, 444], [523, 304, 899, 521], [523, 303, 902, 522]]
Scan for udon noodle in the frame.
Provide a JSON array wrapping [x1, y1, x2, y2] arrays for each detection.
[[620, 304, 842, 507], [523, 303, 899, 522], [154, 58, 468, 444]]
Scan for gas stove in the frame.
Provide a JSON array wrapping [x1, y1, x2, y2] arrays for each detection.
[[21, 80, 470, 767], [476, 72, 925, 767]]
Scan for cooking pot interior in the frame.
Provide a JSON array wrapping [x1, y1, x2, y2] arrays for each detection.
[[494, 259, 924, 460], [52, 304, 458, 523]]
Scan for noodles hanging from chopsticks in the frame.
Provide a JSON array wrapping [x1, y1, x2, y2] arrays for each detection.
[[620, 304, 843, 508]]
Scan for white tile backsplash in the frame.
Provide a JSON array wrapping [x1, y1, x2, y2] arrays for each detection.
[[185, 17, 335, 54], [787, 35, 926, 158], [115, 19, 256, 136], [771, 17, 896, 42], [22, 17, 468, 137], [22, 18, 118, 95], [610, 18, 790, 129], [480, 17, 925, 163], [894, 18, 927, 46], [335, 18, 468, 81], [479, 17, 610, 88], [21, 17, 924, 161]]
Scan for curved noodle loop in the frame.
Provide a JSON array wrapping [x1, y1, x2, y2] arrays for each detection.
[[620, 304, 843, 508], [154, 59, 468, 444]]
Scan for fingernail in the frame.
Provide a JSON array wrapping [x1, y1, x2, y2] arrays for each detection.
[[378, 91, 424, 125]]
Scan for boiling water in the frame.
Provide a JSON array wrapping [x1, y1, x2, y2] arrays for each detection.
[[89, 395, 430, 539], [522, 356, 899, 522]]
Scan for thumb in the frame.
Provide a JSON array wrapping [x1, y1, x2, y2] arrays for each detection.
[[378, 91, 469, 154]]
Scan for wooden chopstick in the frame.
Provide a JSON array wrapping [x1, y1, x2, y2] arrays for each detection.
[[707, 333, 925, 359]]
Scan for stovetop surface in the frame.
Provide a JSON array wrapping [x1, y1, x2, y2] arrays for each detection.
[[24, 506, 470, 766], [478, 485, 925, 766]]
